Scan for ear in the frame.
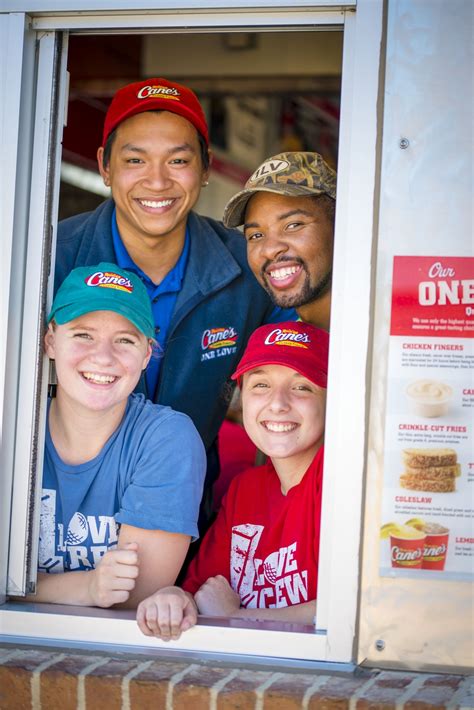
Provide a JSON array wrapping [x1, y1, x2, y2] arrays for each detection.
[[97, 146, 110, 187], [203, 148, 213, 184], [142, 340, 153, 370], [44, 324, 56, 359]]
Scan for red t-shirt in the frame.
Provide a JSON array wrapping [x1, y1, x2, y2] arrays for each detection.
[[183, 446, 324, 609]]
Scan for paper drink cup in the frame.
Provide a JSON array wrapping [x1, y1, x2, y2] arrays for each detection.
[[390, 525, 426, 568], [421, 524, 449, 570]]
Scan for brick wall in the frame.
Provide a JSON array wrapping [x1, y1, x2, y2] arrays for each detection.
[[0, 646, 473, 709]]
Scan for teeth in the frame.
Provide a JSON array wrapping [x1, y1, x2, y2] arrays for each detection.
[[83, 372, 116, 384], [263, 422, 297, 433], [269, 266, 299, 280], [139, 199, 173, 208]]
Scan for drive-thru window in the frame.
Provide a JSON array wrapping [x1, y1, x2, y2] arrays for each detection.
[[0, 0, 472, 674]]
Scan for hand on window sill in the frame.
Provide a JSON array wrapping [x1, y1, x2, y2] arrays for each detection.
[[195, 575, 317, 626], [136, 585, 197, 641], [194, 575, 242, 616]]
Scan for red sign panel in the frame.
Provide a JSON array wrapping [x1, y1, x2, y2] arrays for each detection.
[[390, 256, 474, 338]]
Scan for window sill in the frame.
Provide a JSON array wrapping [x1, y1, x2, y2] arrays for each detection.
[[0, 601, 334, 668]]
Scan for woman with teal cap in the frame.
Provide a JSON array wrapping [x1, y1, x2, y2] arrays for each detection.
[[26, 263, 205, 609]]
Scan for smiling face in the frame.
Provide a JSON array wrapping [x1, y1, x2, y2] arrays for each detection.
[[97, 110, 209, 250], [244, 191, 334, 310], [45, 311, 152, 417], [241, 363, 326, 477]]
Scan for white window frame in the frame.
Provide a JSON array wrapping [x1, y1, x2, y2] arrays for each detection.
[[0, 0, 383, 666]]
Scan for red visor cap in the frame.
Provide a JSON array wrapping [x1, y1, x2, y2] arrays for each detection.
[[232, 321, 329, 389], [102, 77, 209, 147]]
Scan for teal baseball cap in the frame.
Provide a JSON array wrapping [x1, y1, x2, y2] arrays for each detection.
[[48, 263, 154, 339]]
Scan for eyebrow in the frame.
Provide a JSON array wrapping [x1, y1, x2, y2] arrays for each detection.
[[115, 329, 141, 337], [68, 325, 141, 337], [68, 324, 97, 331], [246, 369, 267, 377], [246, 368, 310, 382], [119, 142, 196, 155], [244, 208, 314, 231]]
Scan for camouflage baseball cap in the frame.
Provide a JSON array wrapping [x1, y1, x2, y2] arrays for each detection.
[[223, 151, 336, 228]]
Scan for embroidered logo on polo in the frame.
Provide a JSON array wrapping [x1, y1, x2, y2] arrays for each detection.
[[201, 326, 238, 362], [137, 84, 181, 101], [264, 327, 310, 348], [85, 270, 133, 293]]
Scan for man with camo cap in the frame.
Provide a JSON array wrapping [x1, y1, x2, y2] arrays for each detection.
[[223, 152, 336, 331]]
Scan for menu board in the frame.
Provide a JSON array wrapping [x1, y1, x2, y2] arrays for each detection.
[[380, 256, 474, 580]]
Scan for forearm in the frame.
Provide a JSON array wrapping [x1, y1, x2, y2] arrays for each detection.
[[22, 572, 95, 606], [116, 526, 191, 609], [229, 600, 316, 624], [120, 568, 183, 610]]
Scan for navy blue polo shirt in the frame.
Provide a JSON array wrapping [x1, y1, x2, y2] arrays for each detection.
[[111, 209, 190, 399]]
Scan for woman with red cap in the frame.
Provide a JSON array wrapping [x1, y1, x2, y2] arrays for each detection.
[[136, 321, 329, 640]]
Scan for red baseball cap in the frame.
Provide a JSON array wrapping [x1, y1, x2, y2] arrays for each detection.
[[232, 321, 329, 389], [101, 77, 209, 147]]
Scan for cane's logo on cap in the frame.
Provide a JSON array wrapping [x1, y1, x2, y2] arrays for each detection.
[[137, 84, 181, 101], [264, 327, 310, 349], [85, 271, 134, 293], [250, 159, 290, 184]]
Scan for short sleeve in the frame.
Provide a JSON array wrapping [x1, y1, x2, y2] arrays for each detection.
[[116, 410, 206, 540]]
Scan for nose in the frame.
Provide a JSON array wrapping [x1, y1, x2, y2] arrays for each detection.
[[267, 386, 291, 413], [260, 232, 289, 262], [89, 338, 115, 366], [143, 160, 172, 190]]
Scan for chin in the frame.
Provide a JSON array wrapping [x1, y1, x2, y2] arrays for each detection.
[[270, 293, 304, 310], [264, 444, 296, 459]]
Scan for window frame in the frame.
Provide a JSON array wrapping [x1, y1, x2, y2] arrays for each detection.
[[0, 0, 383, 666]]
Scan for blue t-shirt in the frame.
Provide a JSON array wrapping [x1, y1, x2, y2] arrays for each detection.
[[112, 209, 190, 399], [39, 393, 206, 574]]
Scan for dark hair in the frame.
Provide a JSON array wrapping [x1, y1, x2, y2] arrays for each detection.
[[102, 112, 210, 171], [312, 193, 336, 228]]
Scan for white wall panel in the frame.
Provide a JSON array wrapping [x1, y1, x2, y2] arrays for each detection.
[[359, 0, 473, 672]]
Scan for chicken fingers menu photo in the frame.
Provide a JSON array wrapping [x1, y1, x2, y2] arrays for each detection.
[[380, 256, 473, 580]]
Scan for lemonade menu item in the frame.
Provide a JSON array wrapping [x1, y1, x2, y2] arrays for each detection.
[[400, 448, 460, 493], [388, 524, 426, 569], [381, 519, 450, 571], [415, 522, 450, 570]]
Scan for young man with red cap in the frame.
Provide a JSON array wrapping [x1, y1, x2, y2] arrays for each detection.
[[55, 78, 292, 530], [135, 321, 328, 640]]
